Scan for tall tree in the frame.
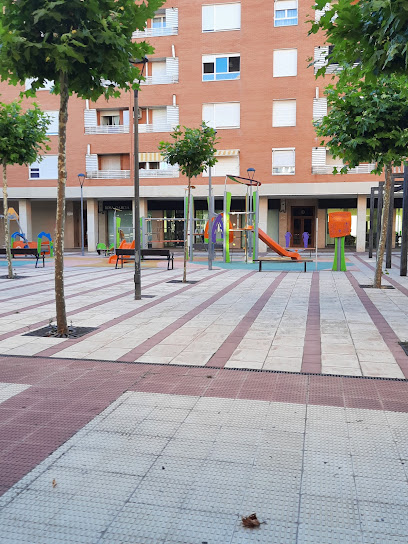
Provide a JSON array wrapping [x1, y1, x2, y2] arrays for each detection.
[[310, 0, 408, 81], [0, 101, 50, 279], [159, 124, 218, 282], [314, 75, 408, 287], [0, 0, 162, 335]]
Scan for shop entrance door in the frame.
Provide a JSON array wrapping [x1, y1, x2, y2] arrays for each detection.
[[291, 207, 315, 247]]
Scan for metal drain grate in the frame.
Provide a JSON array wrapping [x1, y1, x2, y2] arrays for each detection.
[[399, 342, 408, 356], [166, 280, 199, 284], [359, 284, 395, 289], [24, 325, 98, 338]]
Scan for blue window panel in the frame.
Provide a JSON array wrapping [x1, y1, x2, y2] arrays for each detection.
[[275, 9, 298, 26], [215, 57, 228, 73], [203, 73, 215, 81], [216, 72, 240, 80], [275, 10, 285, 18]]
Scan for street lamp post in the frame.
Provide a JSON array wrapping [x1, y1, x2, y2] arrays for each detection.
[[130, 57, 148, 300], [77, 173, 85, 256], [207, 130, 217, 271]]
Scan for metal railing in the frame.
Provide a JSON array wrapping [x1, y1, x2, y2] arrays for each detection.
[[139, 168, 179, 178], [138, 123, 173, 133], [132, 27, 178, 38], [312, 164, 376, 174], [85, 125, 129, 135], [86, 170, 130, 179], [140, 74, 178, 85]]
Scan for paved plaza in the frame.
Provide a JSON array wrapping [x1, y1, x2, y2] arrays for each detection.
[[0, 252, 408, 543]]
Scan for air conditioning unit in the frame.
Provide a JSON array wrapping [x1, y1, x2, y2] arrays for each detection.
[[137, 108, 142, 119]]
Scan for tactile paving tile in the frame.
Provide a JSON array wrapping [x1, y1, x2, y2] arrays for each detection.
[[230, 517, 298, 544], [240, 488, 299, 522], [358, 500, 408, 535], [355, 477, 408, 506], [164, 509, 238, 544], [352, 455, 406, 481], [297, 525, 364, 544], [130, 477, 190, 509], [299, 495, 360, 529], [182, 483, 245, 515], [362, 531, 408, 543]]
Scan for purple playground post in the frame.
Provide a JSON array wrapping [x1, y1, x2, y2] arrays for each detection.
[[285, 231, 292, 248], [302, 231, 310, 248]]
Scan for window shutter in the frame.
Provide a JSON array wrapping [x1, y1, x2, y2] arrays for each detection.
[[215, 3, 240, 30], [84, 109, 97, 127], [25, 78, 54, 91], [45, 111, 59, 135], [214, 103, 240, 128], [86, 154, 98, 172], [273, 49, 297, 77], [101, 155, 121, 170], [273, 149, 295, 167], [312, 147, 326, 166], [214, 156, 239, 176], [165, 8, 178, 28], [30, 156, 58, 179], [314, 46, 329, 72], [275, 0, 297, 9], [202, 5, 215, 31], [165, 57, 179, 81], [313, 98, 327, 120], [152, 61, 167, 77], [152, 108, 167, 130], [273, 100, 296, 127], [202, 104, 215, 128], [123, 110, 130, 127], [315, 2, 331, 22], [166, 106, 179, 128]]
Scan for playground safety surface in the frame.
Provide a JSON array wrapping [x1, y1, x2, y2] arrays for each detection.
[[1, 252, 408, 542]]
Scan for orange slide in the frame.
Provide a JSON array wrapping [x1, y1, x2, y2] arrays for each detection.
[[258, 228, 301, 260]]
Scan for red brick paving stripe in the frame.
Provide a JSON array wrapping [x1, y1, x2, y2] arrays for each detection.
[[37, 270, 227, 358], [301, 271, 321, 374], [1, 354, 408, 497], [0, 269, 190, 346], [0, 270, 163, 319], [346, 271, 408, 378], [118, 271, 257, 363], [353, 254, 408, 297], [206, 272, 287, 368]]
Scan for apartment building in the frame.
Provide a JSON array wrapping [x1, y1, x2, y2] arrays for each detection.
[[0, 0, 396, 252]]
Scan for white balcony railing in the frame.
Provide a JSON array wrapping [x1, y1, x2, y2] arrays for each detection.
[[139, 168, 179, 178], [86, 170, 130, 179], [85, 125, 129, 135], [132, 27, 178, 38], [312, 164, 376, 174], [140, 74, 178, 86], [138, 123, 173, 133]]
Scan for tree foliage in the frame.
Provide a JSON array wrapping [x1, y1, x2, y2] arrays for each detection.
[[0, 0, 162, 97], [0, 101, 50, 278], [314, 75, 408, 175], [310, 0, 408, 81], [159, 123, 219, 179]]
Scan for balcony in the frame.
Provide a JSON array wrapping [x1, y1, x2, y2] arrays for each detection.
[[85, 125, 129, 135], [132, 26, 177, 38], [138, 122, 173, 134], [141, 74, 178, 86], [86, 170, 130, 179], [312, 164, 376, 175], [139, 168, 179, 178]]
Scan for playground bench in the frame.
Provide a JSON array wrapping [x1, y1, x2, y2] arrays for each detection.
[[255, 257, 313, 273], [115, 248, 174, 270], [0, 247, 46, 268]]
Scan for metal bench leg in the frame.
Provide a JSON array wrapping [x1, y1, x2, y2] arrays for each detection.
[[304, 262, 307, 273], [35, 256, 38, 268], [259, 261, 262, 272]]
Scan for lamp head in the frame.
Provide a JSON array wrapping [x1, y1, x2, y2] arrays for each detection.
[[77, 173, 85, 187], [247, 167, 255, 180]]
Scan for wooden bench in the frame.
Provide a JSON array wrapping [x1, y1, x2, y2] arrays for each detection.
[[0, 247, 46, 268], [255, 257, 314, 273], [115, 248, 174, 270]]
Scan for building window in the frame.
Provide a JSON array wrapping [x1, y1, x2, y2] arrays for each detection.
[[100, 110, 120, 126], [44, 111, 59, 135], [29, 155, 58, 180], [202, 55, 240, 81], [202, 3, 241, 32], [202, 102, 240, 129], [274, 0, 298, 26], [203, 154, 239, 177], [273, 49, 297, 77], [272, 148, 295, 175], [272, 100, 296, 127], [152, 15, 166, 28]]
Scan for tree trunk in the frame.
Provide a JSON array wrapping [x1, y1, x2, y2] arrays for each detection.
[[183, 177, 191, 283], [2, 161, 13, 279], [55, 71, 69, 335], [374, 163, 392, 288]]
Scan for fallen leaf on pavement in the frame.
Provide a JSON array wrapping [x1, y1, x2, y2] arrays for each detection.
[[242, 513, 261, 528], [52, 479, 57, 488]]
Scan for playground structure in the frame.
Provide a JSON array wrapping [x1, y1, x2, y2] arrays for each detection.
[[368, 167, 408, 276], [103, 174, 303, 265], [328, 211, 351, 272], [1, 208, 53, 257]]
